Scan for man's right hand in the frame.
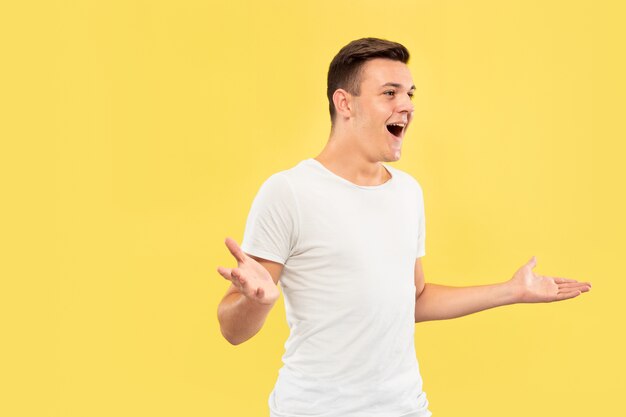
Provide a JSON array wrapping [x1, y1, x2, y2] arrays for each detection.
[[217, 237, 280, 305]]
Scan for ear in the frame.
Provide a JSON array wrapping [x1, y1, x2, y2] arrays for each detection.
[[332, 88, 353, 119]]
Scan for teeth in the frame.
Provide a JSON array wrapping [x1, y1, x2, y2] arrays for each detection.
[[388, 123, 405, 127]]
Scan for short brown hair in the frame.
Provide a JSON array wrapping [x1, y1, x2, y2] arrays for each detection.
[[327, 37, 410, 123]]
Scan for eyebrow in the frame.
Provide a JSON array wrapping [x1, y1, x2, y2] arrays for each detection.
[[381, 82, 416, 90]]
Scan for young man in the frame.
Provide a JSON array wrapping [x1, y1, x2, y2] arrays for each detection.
[[216, 38, 591, 417]]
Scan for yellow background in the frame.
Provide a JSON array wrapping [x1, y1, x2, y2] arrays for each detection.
[[2, 1, 624, 416]]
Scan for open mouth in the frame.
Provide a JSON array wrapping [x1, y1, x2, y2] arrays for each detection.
[[386, 122, 405, 138]]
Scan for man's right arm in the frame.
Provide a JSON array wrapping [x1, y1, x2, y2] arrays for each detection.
[[217, 246, 284, 345]]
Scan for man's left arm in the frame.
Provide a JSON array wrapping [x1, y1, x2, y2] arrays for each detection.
[[413, 256, 592, 323]]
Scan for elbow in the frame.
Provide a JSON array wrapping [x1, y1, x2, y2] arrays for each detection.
[[414, 308, 424, 323], [219, 324, 246, 345], [217, 313, 249, 345], [217, 308, 241, 345], [414, 314, 428, 324], [414, 286, 428, 324], [414, 309, 434, 324]]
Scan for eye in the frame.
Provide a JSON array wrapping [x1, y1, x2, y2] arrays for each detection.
[[408, 92, 414, 100], [384, 90, 396, 97]]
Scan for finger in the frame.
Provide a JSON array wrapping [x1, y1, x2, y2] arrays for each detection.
[[217, 266, 233, 280], [233, 271, 262, 300], [224, 237, 246, 263], [553, 276, 578, 284], [558, 283, 592, 293], [231, 268, 247, 289], [556, 290, 581, 301], [527, 256, 537, 269], [557, 282, 592, 290], [217, 267, 245, 292], [575, 283, 592, 293]]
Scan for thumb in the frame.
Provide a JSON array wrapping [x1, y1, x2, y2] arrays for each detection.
[[527, 256, 537, 269], [256, 286, 265, 299]]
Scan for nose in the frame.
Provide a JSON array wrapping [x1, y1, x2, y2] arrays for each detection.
[[397, 94, 415, 115]]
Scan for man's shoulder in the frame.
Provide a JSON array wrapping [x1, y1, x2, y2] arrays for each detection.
[[385, 164, 424, 191], [261, 159, 314, 185], [255, 159, 311, 196]]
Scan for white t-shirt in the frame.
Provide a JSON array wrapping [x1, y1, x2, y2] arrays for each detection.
[[241, 158, 431, 417]]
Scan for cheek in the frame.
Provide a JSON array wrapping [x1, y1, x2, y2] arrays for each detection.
[[367, 104, 390, 122]]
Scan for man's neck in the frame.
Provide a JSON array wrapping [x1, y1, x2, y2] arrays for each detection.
[[314, 135, 391, 186]]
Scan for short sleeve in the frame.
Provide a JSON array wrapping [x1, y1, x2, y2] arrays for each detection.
[[241, 173, 299, 265], [415, 181, 426, 258]]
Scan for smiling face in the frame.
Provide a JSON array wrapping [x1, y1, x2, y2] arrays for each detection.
[[349, 58, 415, 162]]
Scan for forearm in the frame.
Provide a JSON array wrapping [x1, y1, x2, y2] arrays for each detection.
[[217, 292, 276, 345], [414, 281, 519, 323]]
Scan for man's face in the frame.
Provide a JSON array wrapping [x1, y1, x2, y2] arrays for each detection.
[[350, 58, 415, 162]]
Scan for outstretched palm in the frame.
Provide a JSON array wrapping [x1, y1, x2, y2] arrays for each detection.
[[217, 237, 280, 305], [509, 256, 591, 303]]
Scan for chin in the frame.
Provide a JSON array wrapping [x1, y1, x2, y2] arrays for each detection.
[[382, 139, 403, 162], [381, 152, 401, 163], [387, 147, 402, 162]]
